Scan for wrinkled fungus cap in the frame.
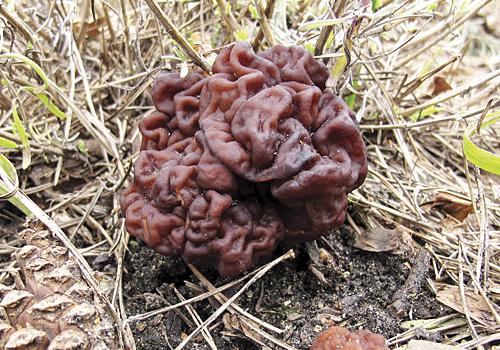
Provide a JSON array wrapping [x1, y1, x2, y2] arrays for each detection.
[[310, 326, 388, 350], [121, 42, 368, 276]]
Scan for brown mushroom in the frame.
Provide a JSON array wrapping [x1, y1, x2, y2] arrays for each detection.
[[121, 42, 368, 276], [310, 326, 389, 350]]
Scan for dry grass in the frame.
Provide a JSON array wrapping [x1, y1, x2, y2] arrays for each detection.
[[0, 0, 498, 349]]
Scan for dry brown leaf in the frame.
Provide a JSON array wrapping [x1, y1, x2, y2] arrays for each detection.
[[435, 283, 500, 329], [431, 76, 452, 96], [72, 18, 108, 38], [86, 18, 108, 37], [353, 227, 400, 252], [222, 313, 241, 333], [353, 225, 420, 256], [240, 320, 264, 344], [222, 313, 264, 344], [421, 192, 473, 221]]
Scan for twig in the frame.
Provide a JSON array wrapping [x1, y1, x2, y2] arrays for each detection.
[[361, 101, 500, 130], [143, 0, 211, 73], [174, 250, 295, 350], [254, 0, 276, 48], [188, 265, 284, 334], [473, 168, 490, 288], [314, 0, 348, 56], [457, 242, 480, 341], [400, 70, 500, 117], [214, 0, 240, 34], [125, 263, 277, 324], [252, 0, 276, 50], [397, 0, 493, 66], [173, 287, 218, 350], [119, 0, 134, 72]]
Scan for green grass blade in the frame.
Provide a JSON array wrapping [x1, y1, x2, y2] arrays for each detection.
[[34, 92, 67, 120], [372, 0, 382, 12], [463, 112, 500, 175], [12, 102, 31, 169], [235, 29, 249, 42], [0, 182, 32, 215], [300, 17, 354, 30], [346, 94, 356, 109], [0, 137, 18, 149], [331, 51, 347, 81], [0, 154, 31, 215], [0, 153, 18, 182], [410, 105, 443, 122], [0, 53, 48, 93], [0, 153, 22, 207]]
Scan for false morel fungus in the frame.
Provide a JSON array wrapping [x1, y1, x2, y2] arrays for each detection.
[[121, 42, 368, 276], [310, 326, 388, 350]]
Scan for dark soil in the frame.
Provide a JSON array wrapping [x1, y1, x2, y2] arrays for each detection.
[[123, 226, 452, 350]]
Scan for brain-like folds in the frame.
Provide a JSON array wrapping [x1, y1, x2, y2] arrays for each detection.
[[121, 43, 368, 276], [310, 326, 388, 350]]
